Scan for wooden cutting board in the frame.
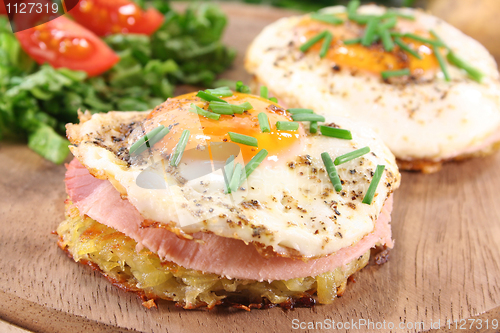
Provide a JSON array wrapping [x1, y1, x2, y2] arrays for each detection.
[[1, 3, 500, 333]]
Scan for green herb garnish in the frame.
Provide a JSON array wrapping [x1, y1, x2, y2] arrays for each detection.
[[269, 97, 278, 103], [130, 125, 170, 155], [244, 149, 268, 180], [320, 126, 352, 140], [229, 163, 243, 193], [300, 30, 328, 53], [205, 86, 233, 97], [197, 90, 227, 103], [287, 108, 314, 114], [362, 165, 385, 204], [381, 68, 411, 79], [361, 18, 380, 46], [291, 113, 325, 122], [429, 30, 448, 50], [378, 16, 397, 30], [310, 121, 318, 134], [231, 101, 253, 114], [379, 28, 394, 52], [394, 37, 422, 59], [310, 13, 344, 25], [260, 86, 269, 99], [343, 38, 362, 45], [347, 0, 360, 16], [258, 112, 271, 132], [170, 129, 190, 167], [319, 31, 333, 58], [236, 81, 251, 93], [223, 155, 235, 193], [349, 14, 378, 24], [276, 121, 299, 131], [190, 103, 221, 120], [403, 33, 444, 47], [228, 132, 258, 147], [321, 152, 342, 192], [381, 10, 415, 21], [334, 146, 370, 165], [447, 51, 484, 82], [209, 102, 234, 115], [433, 45, 450, 82]]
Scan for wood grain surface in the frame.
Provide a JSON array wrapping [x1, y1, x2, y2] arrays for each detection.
[[1, 3, 500, 333]]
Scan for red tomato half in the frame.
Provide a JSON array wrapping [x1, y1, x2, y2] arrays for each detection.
[[15, 15, 119, 77], [0, 0, 6, 15], [67, 0, 164, 36]]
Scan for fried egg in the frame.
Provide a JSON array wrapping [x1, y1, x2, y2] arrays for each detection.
[[245, 4, 500, 172], [67, 92, 400, 259]]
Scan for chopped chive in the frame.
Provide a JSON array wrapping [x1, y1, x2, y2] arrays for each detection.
[[334, 146, 370, 165], [236, 81, 251, 93], [343, 38, 362, 45], [170, 130, 190, 167], [130, 125, 169, 155], [190, 103, 221, 120], [361, 18, 379, 46], [205, 86, 233, 97], [209, 102, 233, 115], [381, 68, 410, 79], [287, 108, 314, 114], [258, 112, 271, 132], [395, 12, 415, 20], [228, 132, 258, 147], [197, 91, 227, 103], [223, 155, 235, 193], [300, 30, 328, 53], [447, 51, 484, 83], [276, 121, 299, 131], [349, 13, 378, 24], [231, 101, 253, 114], [321, 152, 342, 192], [389, 31, 404, 37], [319, 31, 333, 58], [382, 10, 415, 20], [310, 13, 344, 25], [403, 33, 444, 46], [269, 97, 278, 103], [229, 163, 243, 193], [347, 0, 360, 16], [310, 121, 318, 134], [429, 30, 449, 50], [260, 86, 269, 99], [378, 16, 397, 30], [320, 126, 352, 140], [362, 165, 385, 204], [291, 113, 325, 122], [130, 125, 164, 154], [144, 127, 170, 149], [433, 45, 450, 82], [244, 149, 268, 180], [379, 28, 394, 52], [394, 37, 422, 59]]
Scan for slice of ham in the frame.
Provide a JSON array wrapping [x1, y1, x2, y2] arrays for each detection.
[[65, 158, 393, 281]]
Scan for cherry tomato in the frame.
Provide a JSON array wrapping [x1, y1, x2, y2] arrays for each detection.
[[15, 15, 119, 77], [67, 0, 164, 36], [1, 0, 7, 15]]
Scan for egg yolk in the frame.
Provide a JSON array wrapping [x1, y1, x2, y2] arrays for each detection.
[[144, 92, 303, 164], [298, 19, 439, 75]]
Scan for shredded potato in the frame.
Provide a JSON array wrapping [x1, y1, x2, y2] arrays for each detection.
[[57, 203, 370, 309]]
